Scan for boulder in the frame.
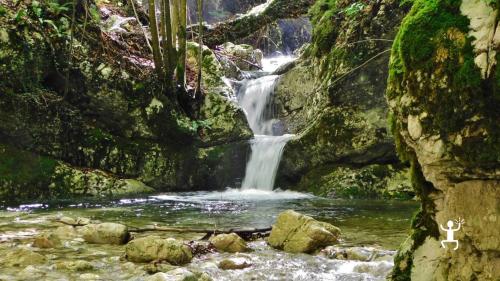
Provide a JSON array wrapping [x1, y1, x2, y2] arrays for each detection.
[[125, 236, 193, 265], [53, 225, 80, 239], [81, 223, 129, 245], [33, 232, 62, 248], [209, 233, 249, 253], [221, 42, 263, 71], [268, 210, 340, 253], [1, 248, 46, 267], [218, 258, 252, 270]]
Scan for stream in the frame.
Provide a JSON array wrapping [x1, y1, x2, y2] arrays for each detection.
[[0, 191, 417, 280]]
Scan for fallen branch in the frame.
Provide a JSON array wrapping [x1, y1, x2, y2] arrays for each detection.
[[214, 49, 263, 70], [54, 219, 271, 240], [130, 225, 272, 240], [188, 0, 314, 47]]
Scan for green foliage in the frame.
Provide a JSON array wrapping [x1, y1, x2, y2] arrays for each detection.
[[175, 114, 212, 135], [344, 2, 365, 17]]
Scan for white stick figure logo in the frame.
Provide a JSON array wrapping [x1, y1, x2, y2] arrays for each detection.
[[440, 217, 465, 250]]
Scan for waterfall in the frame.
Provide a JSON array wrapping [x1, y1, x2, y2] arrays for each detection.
[[236, 60, 294, 191]]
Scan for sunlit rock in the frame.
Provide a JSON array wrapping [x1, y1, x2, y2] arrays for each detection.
[[55, 260, 94, 271], [209, 233, 249, 253], [268, 210, 340, 253], [218, 258, 252, 270], [125, 236, 193, 265], [1, 248, 46, 267], [33, 232, 62, 248], [81, 223, 130, 245]]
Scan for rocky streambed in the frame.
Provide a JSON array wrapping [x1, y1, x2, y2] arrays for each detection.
[[0, 190, 417, 281]]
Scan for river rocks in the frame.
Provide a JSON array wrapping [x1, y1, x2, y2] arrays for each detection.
[[81, 223, 130, 245], [268, 210, 340, 253], [322, 246, 395, 262], [218, 258, 252, 270], [1, 248, 46, 267], [33, 232, 62, 248], [53, 225, 80, 240], [209, 233, 249, 253], [125, 236, 193, 265], [55, 260, 94, 271], [145, 268, 212, 281]]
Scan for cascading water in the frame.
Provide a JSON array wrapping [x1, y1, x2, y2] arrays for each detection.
[[236, 58, 294, 191]]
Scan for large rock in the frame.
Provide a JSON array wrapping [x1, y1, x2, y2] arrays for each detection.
[[386, 0, 500, 280], [209, 233, 249, 253], [125, 236, 193, 265], [268, 210, 340, 253], [81, 223, 129, 245], [221, 42, 263, 71]]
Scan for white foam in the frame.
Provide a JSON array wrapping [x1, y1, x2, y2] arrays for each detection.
[[151, 189, 313, 202]]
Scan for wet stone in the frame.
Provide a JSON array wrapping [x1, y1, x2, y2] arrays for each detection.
[[218, 258, 252, 270], [209, 233, 249, 253]]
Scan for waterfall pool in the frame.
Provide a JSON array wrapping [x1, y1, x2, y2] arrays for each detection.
[[0, 191, 417, 280]]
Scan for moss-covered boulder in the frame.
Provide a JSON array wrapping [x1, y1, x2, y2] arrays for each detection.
[[81, 223, 130, 245], [209, 233, 249, 253], [221, 42, 263, 71], [386, 0, 500, 280], [295, 164, 413, 199], [268, 210, 340, 253], [125, 236, 193, 265]]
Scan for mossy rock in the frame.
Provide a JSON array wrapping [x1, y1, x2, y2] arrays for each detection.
[[125, 236, 193, 265]]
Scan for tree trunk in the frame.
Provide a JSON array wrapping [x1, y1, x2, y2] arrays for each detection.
[[160, 0, 174, 87], [176, 0, 187, 86], [189, 0, 314, 47], [195, 0, 203, 95], [148, 0, 163, 75]]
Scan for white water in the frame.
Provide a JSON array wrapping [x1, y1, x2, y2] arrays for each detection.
[[236, 57, 295, 191]]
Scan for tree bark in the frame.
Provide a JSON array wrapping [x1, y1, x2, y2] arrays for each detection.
[[195, 0, 203, 95], [190, 0, 314, 47], [148, 0, 163, 75], [176, 0, 187, 86]]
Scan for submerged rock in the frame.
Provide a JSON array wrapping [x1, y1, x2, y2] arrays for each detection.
[[218, 258, 252, 270], [268, 210, 340, 253], [81, 223, 129, 245], [55, 260, 94, 271], [33, 232, 62, 248], [145, 268, 211, 281], [321, 246, 395, 262], [209, 233, 249, 253], [125, 236, 193, 265], [1, 248, 46, 267]]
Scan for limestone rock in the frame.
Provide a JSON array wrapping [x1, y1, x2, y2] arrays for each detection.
[[125, 236, 193, 265], [268, 210, 340, 253], [322, 246, 395, 262], [55, 260, 94, 271], [218, 258, 252, 270], [209, 233, 249, 253], [221, 42, 263, 71], [145, 268, 198, 281], [33, 232, 62, 248], [81, 223, 129, 245], [1, 248, 46, 267]]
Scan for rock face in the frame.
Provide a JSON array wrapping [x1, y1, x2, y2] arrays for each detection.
[[209, 233, 249, 253], [125, 236, 193, 265], [268, 210, 340, 253], [0, 1, 250, 202], [273, 0, 413, 198], [81, 223, 130, 245], [386, 0, 500, 280]]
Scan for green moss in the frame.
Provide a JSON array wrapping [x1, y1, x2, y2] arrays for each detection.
[[0, 144, 57, 201]]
